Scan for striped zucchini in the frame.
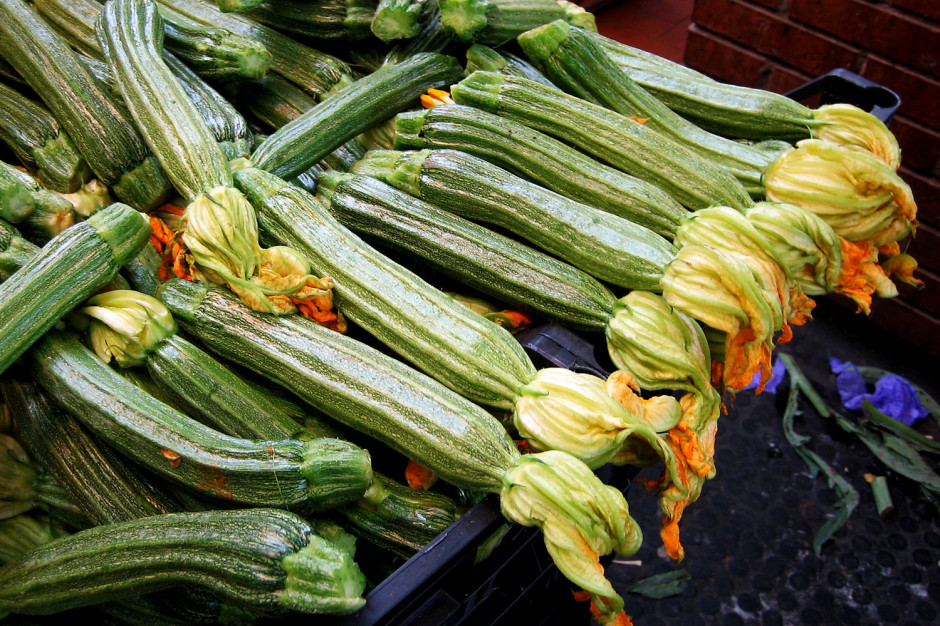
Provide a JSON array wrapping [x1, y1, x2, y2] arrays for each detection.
[[393, 103, 687, 237], [233, 164, 538, 410], [245, 0, 377, 41], [0, 83, 90, 194], [317, 170, 617, 330], [439, 0, 569, 45], [372, 0, 430, 42], [0, 161, 75, 243], [464, 43, 557, 87], [0, 202, 149, 375], [0, 219, 38, 282], [450, 70, 753, 211], [251, 52, 465, 179], [30, 329, 373, 512], [0, 508, 367, 617], [0, 0, 173, 212], [352, 148, 677, 290]]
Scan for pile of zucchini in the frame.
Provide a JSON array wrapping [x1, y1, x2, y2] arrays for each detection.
[[0, 0, 922, 624]]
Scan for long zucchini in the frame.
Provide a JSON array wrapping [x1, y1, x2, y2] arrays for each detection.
[[391, 103, 688, 237], [0, 219, 39, 282], [450, 70, 753, 211], [0, 202, 149, 375], [352, 148, 677, 290], [245, 0, 377, 41], [0, 508, 367, 617]]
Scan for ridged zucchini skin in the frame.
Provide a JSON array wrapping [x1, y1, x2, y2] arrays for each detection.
[[0, 203, 150, 375], [0, 219, 39, 282], [2, 378, 184, 525], [354, 148, 677, 291], [155, 279, 520, 492], [450, 70, 754, 211], [0, 82, 90, 194], [0, 508, 367, 617], [0, 0, 173, 211], [586, 30, 818, 141], [319, 171, 616, 331], [30, 330, 373, 513], [439, 0, 568, 45], [251, 52, 465, 179], [233, 165, 538, 410], [245, 0, 377, 41], [158, 0, 356, 100]]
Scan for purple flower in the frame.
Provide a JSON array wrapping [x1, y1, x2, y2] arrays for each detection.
[[829, 357, 929, 426], [742, 357, 787, 394]]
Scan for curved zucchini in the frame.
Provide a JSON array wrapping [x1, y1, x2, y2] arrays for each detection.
[[233, 165, 538, 410], [245, 0, 377, 41], [30, 330, 373, 513], [0, 508, 367, 617], [450, 70, 753, 211], [0, 202, 149, 375], [352, 148, 677, 291], [317, 170, 616, 331]]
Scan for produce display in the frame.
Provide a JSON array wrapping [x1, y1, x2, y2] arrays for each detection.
[[0, 0, 923, 624]]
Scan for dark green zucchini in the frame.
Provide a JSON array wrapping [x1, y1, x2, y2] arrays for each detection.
[[245, 0, 377, 41], [0, 0, 173, 211], [439, 0, 569, 45], [352, 148, 677, 290], [464, 43, 557, 87], [250, 52, 465, 179], [317, 170, 617, 330], [0, 160, 76, 243], [0, 508, 368, 617], [0, 219, 39, 282], [0, 202, 149, 375], [372, 0, 430, 41], [450, 70, 753, 211], [0, 82, 91, 193]]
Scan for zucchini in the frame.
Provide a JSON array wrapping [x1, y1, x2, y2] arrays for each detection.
[[393, 103, 687, 238], [30, 328, 373, 512], [245, 0, 377, 41], [0, 219, 39, 282], [518, 20, 776, 196], [251, 52, 465, 180], [233, 164, 537, 410], [351, 148, 677, 290], [0, 508, 368, 617], [317, 170, 617, 330], [0, 202, 149, 375], [0, 160, 75, 243], [372, 0, 431, 42], [464, 43, 557, 87], [0, 162, 33, 224], [439, 0, 568, 45], [450, 70, 753, 211], [0, 82, 91, 194], [0, 514, 70, 565], [2, 377, 184, 525], [158, 0, 356, 100], [0, 0, 173, 212]]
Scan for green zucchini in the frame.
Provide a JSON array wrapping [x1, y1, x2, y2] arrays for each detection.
[[372, 0, 431, 41], [317, 170, 617, 330], [352, 148, 677, 290], [0, 508, 368, 617], [0, 82, 91, 193], [30, 328, 373, 512], [450, 70, 753, 211], [393, 103, 690, 237], [2, 377, 184, 525], [439, 0, 568, 45], [158, 0, 356, 100], [245, 0, 377, 41], [464, 43, 557, 87], [0, 202, 149, 375], [0, 162, 33, 224], [233, 164, 537, 410], [0, 0, 173, 211], [0, 514, 70, 565], [251, 52, 465, 179], [0, 160, 76, 243], [518, 20, 777, 196], [0, 219, 39, 282]]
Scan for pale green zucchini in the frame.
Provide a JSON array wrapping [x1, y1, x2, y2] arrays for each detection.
[[352, 148, 677, 290], [450, 70, 753, 211], [251, 52, 465, 179], [393, 103, 687, 237], [0, 508, 367, 617]]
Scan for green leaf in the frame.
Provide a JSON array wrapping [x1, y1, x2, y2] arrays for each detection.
[[860, 401, 940, 456], [625, 569, 691, 599]]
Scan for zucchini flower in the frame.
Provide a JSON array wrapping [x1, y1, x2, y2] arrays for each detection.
[[513, 368, 681, 469], [764, 139, 917, 248], [811, 104, 901, 170], [80, 290, 177, 368], [605, 291, 712, 398], [182, 186, 341, 322], [61, 179, 112, 219], [675, 206, 814, 336], [500, 450, 642, 625], [661, 244, 781, 394], [0, 514, 70, 565]]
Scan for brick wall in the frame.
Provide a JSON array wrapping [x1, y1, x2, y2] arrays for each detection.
[[685, 0, 940, 356]]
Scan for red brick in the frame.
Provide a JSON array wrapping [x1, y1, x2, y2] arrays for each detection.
[[766, 63, 813, 94], [892, 0, 940, 24], [789, 0, 940, 75], [747, 0, 786, 10], [901, 167, 940, 228], [683, 25, 767, 87], [891, 266, 940, 319], [860, 56, 940, 131], [692, 0, 861, 77], [891, 115, 940, 176], [868, 296, 940, 357], [907, 223, 940, 274]]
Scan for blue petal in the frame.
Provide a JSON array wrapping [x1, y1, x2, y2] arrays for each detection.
[[869, 375, 930, 426], [763, 358, 787, 395], [833, 364, 869, 411]]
